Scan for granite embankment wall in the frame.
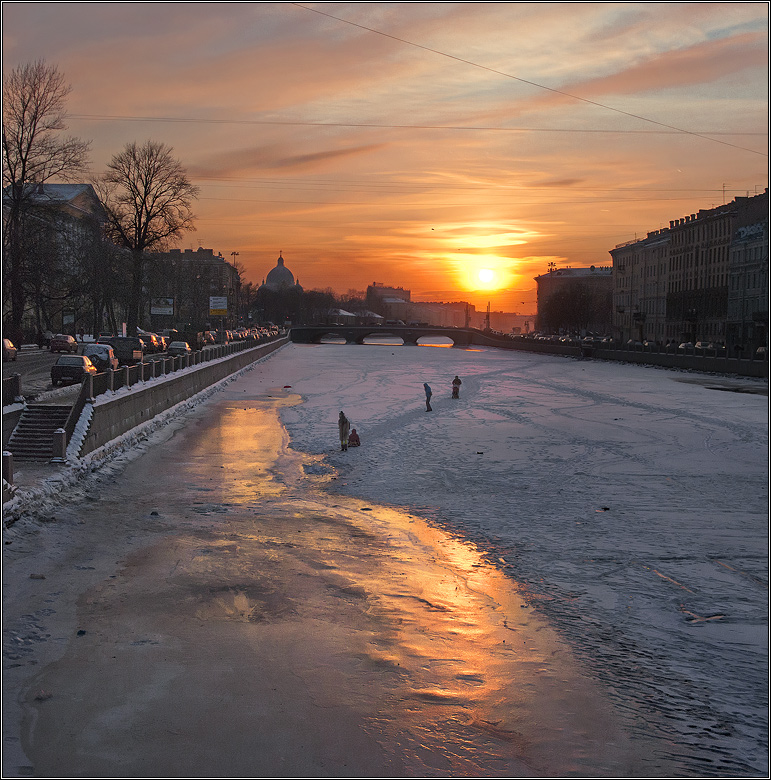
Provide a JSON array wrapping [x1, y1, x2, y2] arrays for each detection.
[[472, 334, 767, 377], [2, 408, 23, 448], [587, 347, 767, 376], [77, 338, 287, 457]]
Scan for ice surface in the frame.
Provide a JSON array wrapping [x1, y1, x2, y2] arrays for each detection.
[[270, 341, 768, 777], [4, 339, 767, 775]]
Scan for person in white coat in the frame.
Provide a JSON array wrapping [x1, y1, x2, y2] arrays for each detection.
[[338, 411, 350, 451]]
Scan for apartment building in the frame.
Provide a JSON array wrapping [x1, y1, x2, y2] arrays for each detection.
[[609, 190, 768, 348]]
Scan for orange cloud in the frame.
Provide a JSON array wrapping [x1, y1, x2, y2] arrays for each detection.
[[517, 32, 767, 115]]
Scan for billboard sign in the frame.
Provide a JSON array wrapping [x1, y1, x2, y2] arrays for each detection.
[[209, 296, 228, 316], [151, 297, 174, 315]]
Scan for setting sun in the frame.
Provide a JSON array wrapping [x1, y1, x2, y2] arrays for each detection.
[[478, 269, 494, 284]]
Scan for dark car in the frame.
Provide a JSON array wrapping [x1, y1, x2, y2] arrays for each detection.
[[51, 355, 97, 386], [3, 338, 18, 362], [166, 341, 192, 357], [50, 334, 78, 353], [141, 333, 163, 353], [82, 343, 119, 371], [97, 336, 145, 365]]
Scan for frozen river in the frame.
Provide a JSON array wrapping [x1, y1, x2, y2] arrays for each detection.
[[3, 340, 767, 776], [273, 340, 768, 776]]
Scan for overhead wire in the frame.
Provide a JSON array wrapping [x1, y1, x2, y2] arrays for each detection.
[[290, 2, 767, 157], [66, 113, 765, 138]]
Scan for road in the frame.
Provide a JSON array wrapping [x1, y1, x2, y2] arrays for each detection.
[[2, 368, 655, 777], [2, 347, 58, 397], [2, 346, 189, 400]]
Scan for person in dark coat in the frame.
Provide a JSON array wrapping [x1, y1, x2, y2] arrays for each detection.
[[423, 383, 432, 412], [452, 375, 462, 398], [338, 411, 350, 451], [348, 428, 361, 447]]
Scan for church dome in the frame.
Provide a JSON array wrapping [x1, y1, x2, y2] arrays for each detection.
[[262, 254, 302, 292]]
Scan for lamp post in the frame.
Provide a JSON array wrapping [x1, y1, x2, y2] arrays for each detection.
[[230, 251, 240, 326]]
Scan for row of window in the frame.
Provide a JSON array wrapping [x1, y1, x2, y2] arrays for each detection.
[[667, 275, 727, 293], [670, 217, 731, 245], [730, 271, 768, 290]]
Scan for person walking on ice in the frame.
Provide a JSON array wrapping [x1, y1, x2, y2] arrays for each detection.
[[452, 375, 462, 398], [338, 411, 350, 451], [423, 383, 433, 412]]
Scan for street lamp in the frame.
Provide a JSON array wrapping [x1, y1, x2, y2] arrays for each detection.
[[230, 251, 240, 326]]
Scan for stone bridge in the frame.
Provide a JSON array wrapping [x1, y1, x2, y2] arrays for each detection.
[[288, 325, 768, 377], [289, 325, 476, 346]]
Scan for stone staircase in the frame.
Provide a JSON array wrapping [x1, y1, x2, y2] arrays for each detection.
[[6, 405, 72, 462]]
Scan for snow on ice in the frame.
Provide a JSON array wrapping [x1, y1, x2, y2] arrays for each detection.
[[270, 340, 769, 777]]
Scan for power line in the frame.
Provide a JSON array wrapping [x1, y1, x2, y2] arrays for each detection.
[[197, 194, 734, 208], [195, 177, 762, 194], [67, 112, 766, 138], [290, 2, 767, 157]]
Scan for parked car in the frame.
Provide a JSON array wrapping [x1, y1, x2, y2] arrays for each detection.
[[97, 336, 145, 365], [81, 343, 119, 371], [141, 332, 163, 353], [167, 341, 192, 357], [694, 341, 715, 355], [49, 334, 78, 353], [51, 355, 97, 386], [3, 338, 18, 361]]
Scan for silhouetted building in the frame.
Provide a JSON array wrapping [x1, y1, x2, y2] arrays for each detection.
[[2, 183, 108, 340], [534, 266, 613, 334], [150, 247, 241, 330], [259, 253, 303, 293], [611, 230, 670, 343], [726, 193, 768, 354]]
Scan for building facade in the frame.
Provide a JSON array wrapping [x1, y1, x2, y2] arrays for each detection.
[[611, 230, 670, 343], [726, 197, 769, 354], [534, 266, 613, 335], [149, 247, 242, 331], [2, 183, 109, 341], [609, 190, 768, 349]]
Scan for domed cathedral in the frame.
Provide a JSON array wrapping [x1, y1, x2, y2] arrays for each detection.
[[259, 253, 303, 293]]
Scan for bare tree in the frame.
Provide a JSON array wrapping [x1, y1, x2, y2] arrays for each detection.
[[97, 140, 199, 335], [2, 60, 90, 340]]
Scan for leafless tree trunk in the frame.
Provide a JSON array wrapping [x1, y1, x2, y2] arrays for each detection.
[[2, 60, 90, 340], [96, 140, 199, 335]]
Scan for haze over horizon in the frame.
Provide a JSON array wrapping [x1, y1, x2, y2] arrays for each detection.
[[3, 1, 768, 314]]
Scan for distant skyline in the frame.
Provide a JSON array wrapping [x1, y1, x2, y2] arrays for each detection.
[[3, 1, 768, 313]]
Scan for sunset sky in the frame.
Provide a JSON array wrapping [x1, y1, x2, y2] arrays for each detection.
[[3, 2, 768, 313]]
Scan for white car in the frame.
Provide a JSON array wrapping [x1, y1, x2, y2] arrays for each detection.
[[82, 343, 118, 371]]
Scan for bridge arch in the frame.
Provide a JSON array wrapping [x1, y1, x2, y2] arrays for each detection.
[[290, 325, 472, 347]]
